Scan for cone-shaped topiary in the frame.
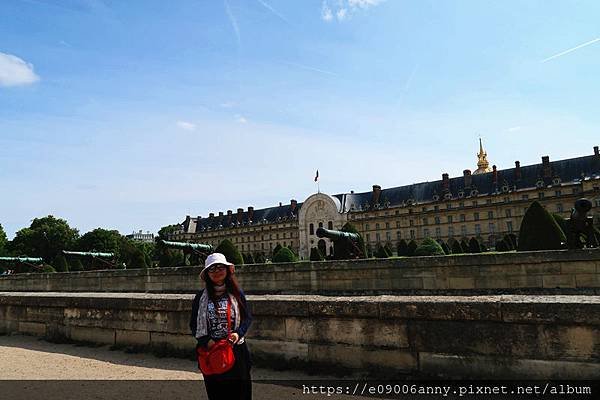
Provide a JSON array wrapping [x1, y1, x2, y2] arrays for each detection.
[[552, 213, 569, 237], [415, 237, 445, 256], [215, 239, 244, 265], [310, 247, 324, 261], [460, 239, 469, 253], [70, 258, 84, 271], [243, 253, 255, 264], [272, 244, 282, 258], [397, 239, 409, 256], [518, 201, 566, 251], [451, 240, 463, 254], [407, 240, 418, 256], [495, 240, 508, 252], [438, 239, 451, 255], [468, 237, 482, 253], [52, 254, 69, 272], [375, 244, 390, 258], [384, 243, 393, 257], [272, 247, 297, 263], [253, 252, 266, 263]]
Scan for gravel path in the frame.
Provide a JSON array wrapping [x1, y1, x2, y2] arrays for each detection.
[[0, 334, 377, 400]]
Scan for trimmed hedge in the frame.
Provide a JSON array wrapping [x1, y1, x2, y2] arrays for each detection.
[[215, 239, 244, 265], [415, 237, 445, 256], [518, 201, 566, 251]]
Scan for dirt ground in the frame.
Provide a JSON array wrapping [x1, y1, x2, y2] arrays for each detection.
[[0, 334, 380, 400]]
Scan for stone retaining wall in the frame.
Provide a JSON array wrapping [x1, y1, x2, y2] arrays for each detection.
[[1, 249, 600, 295], [1, 292, 599, 379]]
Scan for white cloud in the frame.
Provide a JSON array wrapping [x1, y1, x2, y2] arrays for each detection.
[[507, 126, 522, 132], [220, 101, 236, 108], [236, 115, 248, 124], [321, 3, 333, 21], [321, 0, 385, 22], [176, 121, 197, 131], [0, 52, 40, 87]]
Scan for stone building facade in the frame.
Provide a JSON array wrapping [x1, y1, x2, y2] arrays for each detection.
[[169, 144, 600, 259]]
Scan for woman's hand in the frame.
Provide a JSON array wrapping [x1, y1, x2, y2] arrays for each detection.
[[228, 333, 239, 345]]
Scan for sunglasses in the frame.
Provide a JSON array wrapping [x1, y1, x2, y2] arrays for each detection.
[[207, 264, 227, 273]]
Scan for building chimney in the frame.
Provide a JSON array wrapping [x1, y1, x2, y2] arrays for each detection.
[[248, 206, 254, 221], [279, 202, 282, 207], [492, 165, 498, 184], [290, 200, 297, 213], [372, 185, 382, 204], [594, 146, 599, 156], [442, 173, 449, 191], [350, 190, 354, 194], [208, 213, 214, 219], [542, 156, 551, 178], [237, 208, 243, 223], [514, 161, 521, 181], [218, 211, 223, 217], [463, 169, 472, 188], [227, 210, 232, 225]]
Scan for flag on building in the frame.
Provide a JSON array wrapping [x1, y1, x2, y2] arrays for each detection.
[[314, 170, 319, 182]]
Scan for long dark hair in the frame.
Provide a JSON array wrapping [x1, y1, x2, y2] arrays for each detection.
[[204, 268, 247, 321]]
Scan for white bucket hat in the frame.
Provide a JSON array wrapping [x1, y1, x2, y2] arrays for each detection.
[[200, 253, 235, 281]]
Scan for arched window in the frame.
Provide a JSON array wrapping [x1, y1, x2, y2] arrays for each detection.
[[318, 222, 323, 228], [328, 221, 333, 230], [309, 223, 314, 235]]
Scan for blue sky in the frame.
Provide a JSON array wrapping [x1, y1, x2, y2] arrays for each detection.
[[1, 0, 599, 239]]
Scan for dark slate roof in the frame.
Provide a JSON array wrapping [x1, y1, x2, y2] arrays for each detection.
[[184, 152, 600, 231], [334, 154, 600, 212]]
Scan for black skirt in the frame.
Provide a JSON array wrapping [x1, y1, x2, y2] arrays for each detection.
[[202, 341, 252, 400]]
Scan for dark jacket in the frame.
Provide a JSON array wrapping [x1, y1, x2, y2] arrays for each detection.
[[189, 289, 252, 348]]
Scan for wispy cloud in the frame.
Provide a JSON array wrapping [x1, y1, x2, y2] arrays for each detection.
[[176, 121, 197, 131], [282, 61, 338, 76], [236, 115, 248, 124], [542, 37, 600, 63], [507, 126, 522, 132], [224, 0, 241, 47], [321, 0, 385, 22], [256, 0, 290, 25], [220, 101, 236, 108], [0, 52, 40, 87]]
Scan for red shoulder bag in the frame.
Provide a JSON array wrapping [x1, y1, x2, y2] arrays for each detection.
[[196, 298, 236, 375]]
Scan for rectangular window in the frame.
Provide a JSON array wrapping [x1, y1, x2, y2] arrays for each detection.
[[573, 187, 580, 194], [434, 205, 439, 211], [448, 226, 454, 237], [409, 220, 414, 227], [447, 216, 453, 223], [376, 233, 381, 242], [489, 223, 495, 233], [386, 232, 391, 241], [557, 203, 563, 212], [434, 216, 440, 224], [446, 203, 452, 209], [555, 190, 562, 197], [488, 211, 494, 219], [472, 201, 478, 206], [506, 221, 513, 232], [422, 206, 427, 212], [474, 212, 480, 221], [396, 221, 401, 228], [385, 222, 390, 229], [366, 233, 371, 242], [486, 199, 492, 204], [365, 224, 369, 230], [423, 228, 430, 237], [505, 209, 512, 217], [396, 231, 401, 239], [375, 223, 380, 230], [522, 194, 529, 200], [410, 229, 415, 239], [475, 224, 481, 235], [435, 227, 441, 238], [461, 225, 467, 236], [538, 192, 545, 199], [460, 214, 466, 222], [422, 218, 428, 226]]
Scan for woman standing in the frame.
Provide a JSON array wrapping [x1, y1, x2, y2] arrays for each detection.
[[190, 253, 252, 400]]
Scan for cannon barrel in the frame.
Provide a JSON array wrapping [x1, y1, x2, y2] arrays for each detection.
[[62, 251, 115, 258], [0, 257, 44, 263], [316, 227, 360, 242], [160, 240, 213, 252]]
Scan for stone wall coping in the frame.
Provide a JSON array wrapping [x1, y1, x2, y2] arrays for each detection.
[[2, 292, 599, 325]]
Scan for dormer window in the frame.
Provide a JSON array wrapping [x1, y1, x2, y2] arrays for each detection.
[[536, 180, 544, 188]]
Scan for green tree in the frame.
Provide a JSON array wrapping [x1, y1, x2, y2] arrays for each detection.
[[374, 244, 390, 258], [414, 237, 445, 256], [396, 239, 409, 256], [0, 223, 8, 256], [384, 243, 394, 257], [518, 201, 566, 251], [253, 252, 266, 263], [495, 239, 508, 252], [78, 228, 122, 256], [157, 224, 180, 240], [460, 238, 470, 253], [9, 216, 79, 263], [272, 244, 283, 259], [309, 247, 324, 261], [52, 254, 69, 272], [243, 253, 255, 264], [40, 265, 56, 273], [272, 247, 297, 263], [438, 239, 451, 255], [129, 250, 148, 269], [215, 239, 244, 265]]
